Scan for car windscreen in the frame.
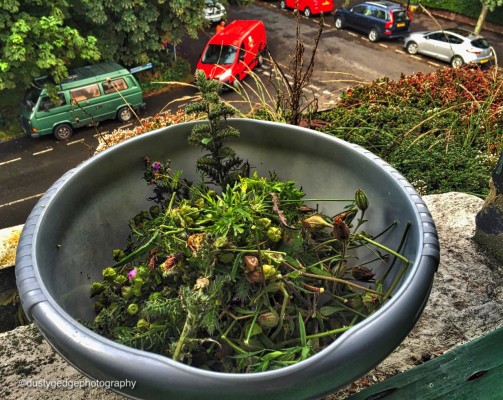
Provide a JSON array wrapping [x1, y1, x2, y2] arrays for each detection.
[[393, 10, 409, 22], [471, 38, 490, 49], [22, 87, 42, 111], [201, 45, 237, 65]]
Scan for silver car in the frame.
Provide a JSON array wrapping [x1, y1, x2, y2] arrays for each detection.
[[204, 1, 226, 23], [404, 28, 494, 68]]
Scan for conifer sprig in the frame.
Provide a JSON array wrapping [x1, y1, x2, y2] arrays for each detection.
[[186, 71, 249, 189]]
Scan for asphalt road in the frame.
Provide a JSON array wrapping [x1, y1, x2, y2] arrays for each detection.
[[0, 1, 501, 230]]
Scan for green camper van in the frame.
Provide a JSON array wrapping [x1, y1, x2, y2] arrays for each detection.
[[20, 61, 144, 140]]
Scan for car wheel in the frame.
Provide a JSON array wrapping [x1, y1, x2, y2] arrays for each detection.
[[406, 41, 419, 55], [279, 0, 286, 9], [53, 124, 73, 141], [117, 106, 133, 123], [304, 7, 311, 17], [334, 16, 345, 29], [257, 53, 264, 67], [451, 56, 464, 68], [368, 28, 379, 42]]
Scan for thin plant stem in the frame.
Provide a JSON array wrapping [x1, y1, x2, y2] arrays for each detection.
[[277, 326, 351, 347], [379, 222, 411, 284]]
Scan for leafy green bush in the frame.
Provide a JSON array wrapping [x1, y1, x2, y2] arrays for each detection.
[[417, 0, 503, 26], [316, 66, 502, 196]]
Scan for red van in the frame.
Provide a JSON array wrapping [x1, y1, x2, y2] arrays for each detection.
[[196, 20, 267, 88], [280, 0, 334, 17]]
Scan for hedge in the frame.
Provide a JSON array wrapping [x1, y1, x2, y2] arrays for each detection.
[[416, 0, 503, 26]]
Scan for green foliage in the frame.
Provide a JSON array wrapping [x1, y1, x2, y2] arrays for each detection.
[[73, 0, 208, 68], [418, 0, 503, 25], [186, 71, 249, 189], [317, 66, 502, 196], [0, 0, 210, 90], [0, 0, 101, 90], [89, 157, 405, 372]]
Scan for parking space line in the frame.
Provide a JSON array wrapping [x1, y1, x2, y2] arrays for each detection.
[[348, 32, 358, 37], [0, 193, 44, 209], [428, 61, 441, 67], [379, 43, 388, 48], [262, 71, 271, 76], [67, 139, 85, 146], [395, 49, 406, 54], [119, 123, 133, 129], [322, 90, 332, 95], [93, 131, 109, 137], [411, 55, 422, 60], [0, 158, 21, 167], [33, 148, 53, 156]]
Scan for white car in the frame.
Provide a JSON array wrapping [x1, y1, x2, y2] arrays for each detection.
[[404, 28, 494, 68], [204, 1, 226, 23]]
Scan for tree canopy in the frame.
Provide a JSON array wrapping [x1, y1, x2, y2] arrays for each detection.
[[0, 0, 100, 90], [0, 0, 209, 90]]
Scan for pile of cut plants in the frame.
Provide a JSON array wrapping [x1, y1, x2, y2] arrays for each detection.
[[87, 73, 411, 373]]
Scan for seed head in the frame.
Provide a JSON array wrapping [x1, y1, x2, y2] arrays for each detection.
[[332, 217, 350, 241], [258, 311, 280, 329], [302, 215, 333, 230], [355, 188, 369, 211], [243, 255, 259, 272], [351, 265, 375, 282]]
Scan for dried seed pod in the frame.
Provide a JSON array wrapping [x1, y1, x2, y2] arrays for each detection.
[[351, 265, 375, 281], [243, 255, 259, 272], [332, 216, 350, 241], [339, 209, 357, 224], [187, 233, 206, 252], [298, 205, 316, 214], [302, 215, 333, 230], [194, 277, 210, 290], [247, 269, 263, 284]]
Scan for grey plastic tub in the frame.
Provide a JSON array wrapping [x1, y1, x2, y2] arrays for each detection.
[[16, 119, 439, 400]]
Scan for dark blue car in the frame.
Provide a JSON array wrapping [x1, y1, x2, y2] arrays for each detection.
[[334, 1, 412, 42]]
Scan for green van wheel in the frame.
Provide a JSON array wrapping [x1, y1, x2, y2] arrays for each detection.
[[117, 106, 133, 123], [54, 124, 73, 141]]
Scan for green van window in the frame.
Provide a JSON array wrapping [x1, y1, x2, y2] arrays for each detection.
[[103, 78, 129, 94], [38, 93, 67, 111], [70, 84, 101, 103]]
